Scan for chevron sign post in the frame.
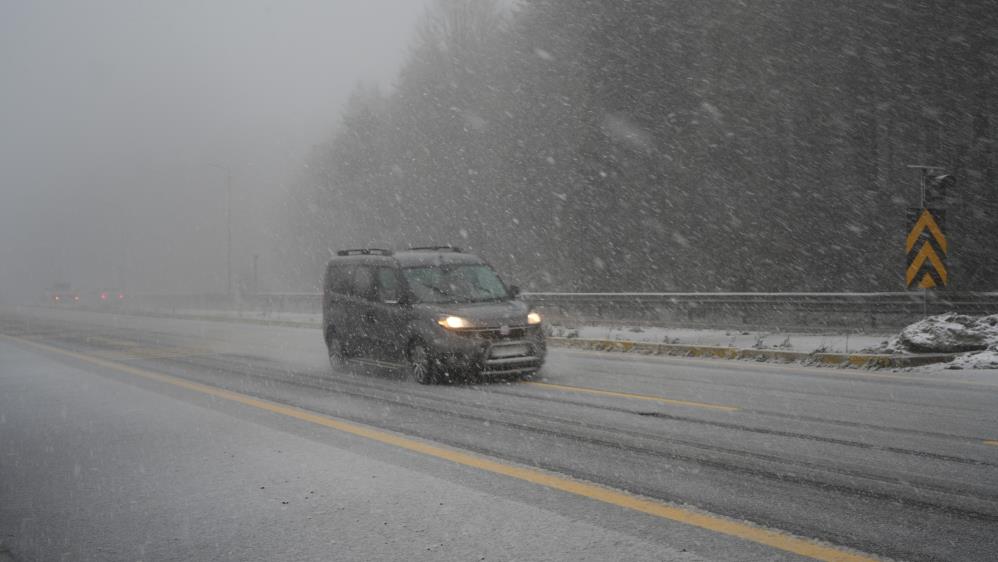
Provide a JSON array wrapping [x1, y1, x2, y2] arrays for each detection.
[[906, 208, 947, 289]]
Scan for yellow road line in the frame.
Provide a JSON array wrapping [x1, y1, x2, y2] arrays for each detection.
[[3, 334, 875, 562], [984, 440, 998, 447], [525, 381, 738, 412]]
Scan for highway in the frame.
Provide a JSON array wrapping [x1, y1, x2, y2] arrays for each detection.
[[2, 307, 997, 561]]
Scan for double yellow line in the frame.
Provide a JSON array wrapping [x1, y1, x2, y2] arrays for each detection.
[[4, 334, 877, 562]]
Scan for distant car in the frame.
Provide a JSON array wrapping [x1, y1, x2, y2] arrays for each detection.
[[322, 246, 545, 383], [93, 288, 126, 308], [49, 283, 80, 305]]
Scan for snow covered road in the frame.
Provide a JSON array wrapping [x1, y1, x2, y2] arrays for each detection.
[[2, 307, 998, 561]]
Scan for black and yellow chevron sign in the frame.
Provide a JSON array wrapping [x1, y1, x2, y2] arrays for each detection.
[[906, 208, 947, 289]]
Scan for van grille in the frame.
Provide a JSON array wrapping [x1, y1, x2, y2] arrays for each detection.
[[458, 326, 527, 340]]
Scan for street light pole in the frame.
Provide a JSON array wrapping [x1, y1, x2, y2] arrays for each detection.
[[253, 253, 259, 294], [226, 168, 232, 300], [209, 163, 233, 300]]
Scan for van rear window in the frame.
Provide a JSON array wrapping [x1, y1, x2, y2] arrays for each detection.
[[326, 264, 377, 299]]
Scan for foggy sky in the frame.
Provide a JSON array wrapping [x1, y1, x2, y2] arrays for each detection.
[[0, 0, 428, 301]]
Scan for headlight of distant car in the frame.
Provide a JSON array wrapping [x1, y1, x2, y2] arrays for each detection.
[[437, 315, 470, 329], [527, 311, 542, 325]]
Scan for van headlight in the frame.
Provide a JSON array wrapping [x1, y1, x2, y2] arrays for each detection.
[[437, 315, 470, 329], [527, 311, 542, 325]]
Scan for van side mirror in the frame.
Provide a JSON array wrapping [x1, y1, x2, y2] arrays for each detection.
[[509, 285, 521, 298]]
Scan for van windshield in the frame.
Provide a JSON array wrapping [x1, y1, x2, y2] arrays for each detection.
[[402, 264, 509, 304]]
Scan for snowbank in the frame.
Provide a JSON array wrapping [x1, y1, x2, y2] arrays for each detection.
[[946, 347, 998, 369], [883, 313, 998, 369], [894, 313, 998, 353]]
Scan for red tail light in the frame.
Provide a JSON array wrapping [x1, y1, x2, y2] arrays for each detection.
[[118, 293, 124, 299], [101, 292, 108, 300]]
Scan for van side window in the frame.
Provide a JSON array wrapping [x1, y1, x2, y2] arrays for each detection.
[[326, 265, 353, 295], [375, 267, 400, 303], [351, 265, 375, 300]]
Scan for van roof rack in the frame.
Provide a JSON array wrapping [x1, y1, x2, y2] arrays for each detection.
[[408, 245, 463, 253], [336, 248, 393, 256]]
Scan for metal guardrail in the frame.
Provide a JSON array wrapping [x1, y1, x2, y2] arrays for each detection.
[[524, 291, 998, 311], [127, 291, 998, 330], [522, 291, 998, 329]]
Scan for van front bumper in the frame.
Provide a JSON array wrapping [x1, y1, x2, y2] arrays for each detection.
[[429, 326, 546, 376]]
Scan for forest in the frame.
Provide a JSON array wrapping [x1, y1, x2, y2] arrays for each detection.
[[285, 0, 998, 292]]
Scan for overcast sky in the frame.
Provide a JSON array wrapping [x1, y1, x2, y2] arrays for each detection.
[[0, 0, 429, 300]]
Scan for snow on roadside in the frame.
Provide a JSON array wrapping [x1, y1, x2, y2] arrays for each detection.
[[880, 313, 998, 369], [945, 347, 998, 369], [547, 324, 888, 355], [896, 313, 998, 353]]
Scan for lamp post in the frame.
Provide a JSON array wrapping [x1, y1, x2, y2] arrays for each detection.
[[253, 253, 259, 294], [208, 163, 232, 299]]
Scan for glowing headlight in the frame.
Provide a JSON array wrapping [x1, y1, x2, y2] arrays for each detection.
[[437, 316, 470, 329], [527, 311, 542, 325]]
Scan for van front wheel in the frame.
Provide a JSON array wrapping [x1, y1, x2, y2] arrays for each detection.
[[408, 342, 436, 385]]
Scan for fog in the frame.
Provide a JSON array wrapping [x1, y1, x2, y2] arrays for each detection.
[[0, 0, 428, 301], [3, 5, 998, 562], [4, 0, 996, 303]]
